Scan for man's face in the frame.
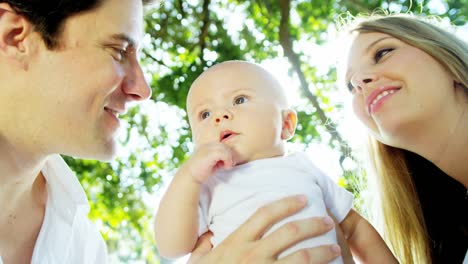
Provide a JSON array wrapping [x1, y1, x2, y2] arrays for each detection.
[[2, 0, 151, 160], [187, 62, 291, 164]]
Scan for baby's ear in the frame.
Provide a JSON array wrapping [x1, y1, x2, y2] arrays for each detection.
[[281, 109, 297, 140]]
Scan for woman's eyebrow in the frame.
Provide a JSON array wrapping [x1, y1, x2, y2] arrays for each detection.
[[344, 36, 393, 82], [365, 36, 393, 53]]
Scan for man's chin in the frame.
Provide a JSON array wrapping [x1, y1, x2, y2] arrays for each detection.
[[95, 144, 118, 161], [94, 152, 117, 162], [70, 142, 118, 161]]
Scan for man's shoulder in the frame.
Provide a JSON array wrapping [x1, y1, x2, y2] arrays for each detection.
[[42, 155, 93, 216], [35, 206, 107, 262], [34, 155, 108, 263]]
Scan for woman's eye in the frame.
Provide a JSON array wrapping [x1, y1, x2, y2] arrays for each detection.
[[374, 48, 394, 62], [233, 95, 248, 105], [347, 82, 355, 93], [200, 111, 211, 120]]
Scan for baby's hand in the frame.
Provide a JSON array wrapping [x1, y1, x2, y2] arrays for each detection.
[[181, 142, 236, 184]]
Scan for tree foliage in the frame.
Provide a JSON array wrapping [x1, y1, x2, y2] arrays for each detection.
[[66, 0, 466, 262]]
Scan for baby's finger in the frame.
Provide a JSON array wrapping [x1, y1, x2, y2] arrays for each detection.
[[215, 144, 236, 169]]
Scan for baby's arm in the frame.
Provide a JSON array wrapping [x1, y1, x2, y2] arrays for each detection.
[[340, 209, 398, 264], [154, 143, 236, 259]]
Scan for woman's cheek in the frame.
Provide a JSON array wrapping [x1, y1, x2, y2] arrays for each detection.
[[352, 96, 368, 124], [352, 96, 381, 137]]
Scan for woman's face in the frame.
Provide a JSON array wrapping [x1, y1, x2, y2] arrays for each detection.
[[345, 32, 456, 147]]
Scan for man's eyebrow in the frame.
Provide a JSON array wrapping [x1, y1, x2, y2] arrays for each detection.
[[110, 33, 137, 47]]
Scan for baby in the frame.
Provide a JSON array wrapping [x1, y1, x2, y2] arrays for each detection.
[[154, 60, 396, 263]]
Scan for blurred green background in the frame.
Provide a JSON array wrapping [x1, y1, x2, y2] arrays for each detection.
[[63, 0, 467, 262]]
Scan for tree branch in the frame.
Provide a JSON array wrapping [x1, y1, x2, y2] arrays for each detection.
[[278, 0, 353, 163], [198, 0, 211, 63], [142, 49, 170, 69], [177, 0, 187, 19]]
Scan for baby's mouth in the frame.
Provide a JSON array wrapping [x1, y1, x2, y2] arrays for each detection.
[[219, 130, 238, 142]]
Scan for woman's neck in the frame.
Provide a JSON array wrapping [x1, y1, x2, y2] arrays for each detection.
[[408, 96, 468, 188], [431, 102, 468, 188], [389, 88, 468, 187]]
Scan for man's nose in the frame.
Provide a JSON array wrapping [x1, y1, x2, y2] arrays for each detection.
[[122, 64, 152, 101]]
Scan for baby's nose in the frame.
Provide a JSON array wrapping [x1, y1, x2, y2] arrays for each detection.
[[215, 114, 230, 123]]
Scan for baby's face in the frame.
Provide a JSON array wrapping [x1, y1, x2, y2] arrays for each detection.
[[186, 61, 290, 164]]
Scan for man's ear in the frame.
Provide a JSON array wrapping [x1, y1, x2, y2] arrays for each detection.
[[281, 109, 297, 140], [0, 3, 34, 59]]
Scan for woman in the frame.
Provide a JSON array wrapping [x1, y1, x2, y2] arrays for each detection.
[[344, 14, 467, 263]]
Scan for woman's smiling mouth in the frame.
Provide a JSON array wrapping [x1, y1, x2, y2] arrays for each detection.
[[366, 86, 401, 115]]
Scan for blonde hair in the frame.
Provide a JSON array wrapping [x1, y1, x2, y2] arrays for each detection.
[[348, 14, 468, 264]]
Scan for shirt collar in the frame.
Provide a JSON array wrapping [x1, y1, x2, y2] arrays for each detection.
[[41, 154, 90, 221]]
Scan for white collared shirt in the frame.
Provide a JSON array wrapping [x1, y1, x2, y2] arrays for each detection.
[[1, 155, 108, 263]]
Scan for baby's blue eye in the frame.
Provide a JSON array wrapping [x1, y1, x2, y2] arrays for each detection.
[[201, 111, 211, 119], [234, 95, 248, 105]]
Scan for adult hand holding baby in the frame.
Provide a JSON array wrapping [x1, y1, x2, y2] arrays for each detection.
[[159, 144, 342, 263], [188, 195, 341, 264]]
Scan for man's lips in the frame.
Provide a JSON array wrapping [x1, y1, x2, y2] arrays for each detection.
[[365, 86, 401, 114], [104, 106, 126, 117], [219, 130, 239, 142]]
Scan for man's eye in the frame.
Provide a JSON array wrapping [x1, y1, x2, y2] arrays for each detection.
[[200, 111, 211, 120], [111, 47, 128, 62], [374, 48, 394, 62], [233, 95, 248, 105]]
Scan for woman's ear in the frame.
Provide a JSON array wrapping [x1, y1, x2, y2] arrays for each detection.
[[281, 109, 297, 140], [0, 3, 34, 61]]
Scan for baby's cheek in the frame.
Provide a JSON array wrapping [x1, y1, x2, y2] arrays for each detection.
[[192, 128, 210, 146], [191, 131, 202, 145]]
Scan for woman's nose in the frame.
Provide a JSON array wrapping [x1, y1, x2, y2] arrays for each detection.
[[351, 72, 378, 91]]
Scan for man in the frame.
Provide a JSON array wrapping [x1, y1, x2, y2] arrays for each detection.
[[0, 0, 152, 262]]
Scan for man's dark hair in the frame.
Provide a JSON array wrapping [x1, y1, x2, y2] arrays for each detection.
[[1, 0, 155, 49]]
